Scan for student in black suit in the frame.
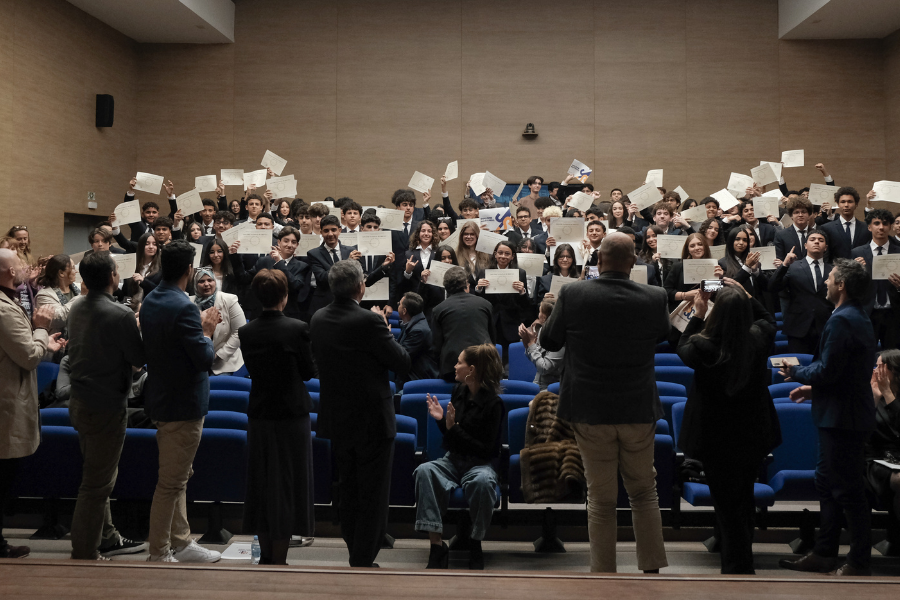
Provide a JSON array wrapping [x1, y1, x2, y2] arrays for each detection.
[[474, 240, 531, 363], [719, 226, 768, 299], [851, 208, 900, 349], [779, 259, 876, 576], [307, 215, 360, 315], [357, 213, 397, 312], [398, 221, 441, 317], [637, 202, 686, 246], [505, 206, 536, 248], [677, 284, 781, 574], [240, 227, 312, 321], [440, 175, 482, 223], [740, 201, 777, 247], [637, 225, 669, 287], [536, 243, 579, 304], [775, 196, 815, 261], [664, 233, 723, 312], [309, 260, 410, 568], [391, 292, 438, 387], [389, 189, 423, 260], [582, 220, 606, 268], [769, 230, 833, 355], [821, 187, 870, 260], [432, 266, 496, 380], [529, 197, 553, 236], [239, 269, 316, 565]]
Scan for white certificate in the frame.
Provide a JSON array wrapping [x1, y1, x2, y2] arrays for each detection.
[[375, 207, 406, 231], [781, 149, 804, 168], [751, 163, 778, 186], [190, 243, 204, 268], [630, 264, 648, 284], [482, 171, 506, 197], [475, 230, 507, 254], [753, 197, 779, 219], [444, 161, 458, 181], [243, 169, 267, 189], [362, 277, 389, 301], [357, 231, 392, 255], [112, 253, 137, 279], [656, 234, 687, 259], [755, 246, 777, 270], [709, 244, 726, 260], [550, 218, 585, 244], [872, 181, 900, 204], [176, 188, 204, 215], [516, 253, 546, 277], [484, 269, 518, 294], [761, 161, 783, 180], [626, 182, 660, 211], [808, 183, 834, 206], [872, 254, 900, 280], [266, 175, 297, 199], [294, 235, 320, 257], [711, 188, 740, 212], [238, 228, 272, 255], [195, 175, 217, 193], [646, 169, 663, 188], [261, 150, 287, 176], [341, 232, 358, 248], [682, 259, 718, 284], [567, 158, 592, 179], [221, 169, 244, 186], [480, 208, 508, 231], [112, 201, 141, 227], [408, 171, 434, 194], [548, 275, 577, 298], [681, 205, 708, 224], [568, 191, 594, 212], [673, 185, 690, 202], [134, 172, 164, 195], [425, 260, 454, 288], [469, 173, 486, 196], [780, 213, 794, 229], [727, 172, 754, 197]]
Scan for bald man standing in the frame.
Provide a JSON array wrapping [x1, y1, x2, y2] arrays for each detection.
[[540, 233, 670, 574], [0, 249, 65, 559]]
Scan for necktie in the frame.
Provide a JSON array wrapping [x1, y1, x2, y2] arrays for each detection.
[[331, 248, 339, 265], [403, 222, 409, 236], [800, 229, 807, 248], [877, 246, 888, 306], [813, 259, 823, 292], [366, 256, 373, 273], [844, 222, 852, 247]]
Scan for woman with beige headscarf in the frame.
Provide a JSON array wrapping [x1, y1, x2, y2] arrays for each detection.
[[192, 267, 245, 375]]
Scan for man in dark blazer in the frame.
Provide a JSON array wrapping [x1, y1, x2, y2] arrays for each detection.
[[851, 209, 900, 349], [239, 227, 312, 321], [740, 201, 776, 247], [431, 267, 496, 380], [309, 260, 410, 568], [769, 231, 834, 355], [140, 241, 222, 563], [307, 215, 360, 315], [539, 232, 669, 574], [775, 197, 817, 261], [821, 187, 870, 260], [779, 259, 876, 576], [505, 206, 536, 248], [393, 292, 438, 387]]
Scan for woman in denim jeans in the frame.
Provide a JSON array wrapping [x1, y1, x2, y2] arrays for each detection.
[[414, 344, 504, 570]]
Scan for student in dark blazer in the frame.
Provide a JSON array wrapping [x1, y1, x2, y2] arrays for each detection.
[[239, 268, 316, 565], [821, 187, 870, 260], [636, 225, 672, 288], [779, 259, 877, 577], [505, 205, 537, 248], [739, 201, 777, 247], [677, 285, 781, 574], [769, 230, 833, 355], [309, 260, 410, 568], [234, 227, 312, 321], [851, 209, 900, 350], [431, 267, 496, 380], [474, 240, 531, 361], [307, 215, 360, 315], [718, 226, 769, 299], [398, 221, 441, 317], [392, 292, 438, 388], [535, 243, 579, 304], [775, 197, 816, 261], [663, 233, 722, 312]]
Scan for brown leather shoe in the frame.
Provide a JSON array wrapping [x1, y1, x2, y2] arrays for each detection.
[[828, 563, 871, 577], [0, 545, 30, 559], [778, 552, 837, 572]]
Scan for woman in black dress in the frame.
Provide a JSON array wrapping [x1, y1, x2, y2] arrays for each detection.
[[866, 349, 900, 524]]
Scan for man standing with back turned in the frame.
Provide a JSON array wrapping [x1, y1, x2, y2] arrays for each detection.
[[310, 260, 410, 568], [540, 232, 669, 573], [779, 258, 876, 576]]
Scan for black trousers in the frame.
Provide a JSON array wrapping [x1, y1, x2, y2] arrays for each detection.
[[787, 330, 820, 356], [334, 436, 394, 567], [0, 458, 21, 551], [814, 427, 871, 569], [870, 308, 900, 351], [704, 460, 758, 574]]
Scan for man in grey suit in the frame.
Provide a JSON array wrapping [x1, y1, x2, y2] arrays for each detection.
[[431, 267, 496, 380], [540, 232, 669, 574]]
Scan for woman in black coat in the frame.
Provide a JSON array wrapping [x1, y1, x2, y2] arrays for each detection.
[[676, 284, 781, 575], [866, 349, 900, 523]]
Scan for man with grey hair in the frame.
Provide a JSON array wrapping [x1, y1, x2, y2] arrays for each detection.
[[431, 266, 496, 380], [540, 232, 670, 573], [309, 259, 410, 568]]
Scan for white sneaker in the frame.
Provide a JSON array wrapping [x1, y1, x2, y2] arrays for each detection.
[[172, 540, 221, 563], [147, 550, 178, 563], [289, 536, 315, 548]]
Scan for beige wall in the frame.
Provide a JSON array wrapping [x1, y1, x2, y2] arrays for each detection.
[[0, 0, 137, 257], [885, 30, 900, 182]]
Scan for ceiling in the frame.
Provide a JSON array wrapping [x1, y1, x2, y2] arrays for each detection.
[[66, 0, 234, 43], [780, 0, 900, 39]]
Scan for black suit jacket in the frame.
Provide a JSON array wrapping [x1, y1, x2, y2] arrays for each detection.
[[307, 243, 356, 310], [754, 222, 776, 247], [395, 313, 438, 387], [774, 225, 813, 261], [397, 249, 443, 317], [821, 218, 871, 260], [238, 310, 316, 418], [475, 267, 531, 341], [251, 256, 312, 320], [851, 242, 900, 315], [769, 258, 834, 338], [309, 298, 410, 443], [431, 292, 496, 375]]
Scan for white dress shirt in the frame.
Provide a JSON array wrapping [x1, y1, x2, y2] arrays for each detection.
[[805, 255, 824, 291], [839, 216, 857, 243]]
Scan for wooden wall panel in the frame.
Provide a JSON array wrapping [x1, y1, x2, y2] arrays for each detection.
[[885, 31, 900, 182], [0, 1, 14, 233]]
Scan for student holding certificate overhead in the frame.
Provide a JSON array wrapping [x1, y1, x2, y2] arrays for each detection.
[[474, 240, 530, 364]]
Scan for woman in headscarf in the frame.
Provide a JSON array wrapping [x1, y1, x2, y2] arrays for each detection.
[[193, 267, 245, 375]]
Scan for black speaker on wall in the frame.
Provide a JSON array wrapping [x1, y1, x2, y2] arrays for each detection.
[[96, 94, 114, 127]]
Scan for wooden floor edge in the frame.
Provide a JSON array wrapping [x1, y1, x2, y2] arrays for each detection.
[[1, 559, 898, 585]]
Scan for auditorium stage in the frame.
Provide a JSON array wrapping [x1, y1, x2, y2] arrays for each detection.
[[2, 558, 900, 600]]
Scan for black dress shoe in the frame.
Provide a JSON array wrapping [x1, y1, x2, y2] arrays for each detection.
[[778, 552, 837, 572], [828, 563, 871, 577], [426, 542, 449, 569], [469, 540, 484, 571]]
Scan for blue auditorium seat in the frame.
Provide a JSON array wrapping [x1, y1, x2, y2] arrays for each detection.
[[401, 379, 456, 395], [14, 426, 82, 500], [769, 382, 802, 399], [309, 392, 319, 412], [203, 411, 249, 430], [208, 390, 250, 413], [656, 381, 687, 398], [398, 393, 452, 449], [769, 354, 814, 385], [507, 407, 529, 503], [654, 354, 685, 366], [311, 433, 333, 505], [507, 342, 537, 383], [396, 414, 418, 440], [40, 407, 70, 427], [233, 364, 249, 378], [390, 433, 418, 506], [547, 382, 559, 394], [500, 380, 540, 395], [187, 428, 247, 504], [209, 375, 252, 392], [113, 429, 159, 500], [37, 362, 59, 394], [305, 378, 320, 393], [768, 403, 818, 501], [655, 366, 694, 390]]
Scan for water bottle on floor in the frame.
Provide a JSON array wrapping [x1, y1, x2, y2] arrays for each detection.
[[250, 536, 260, 564]]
